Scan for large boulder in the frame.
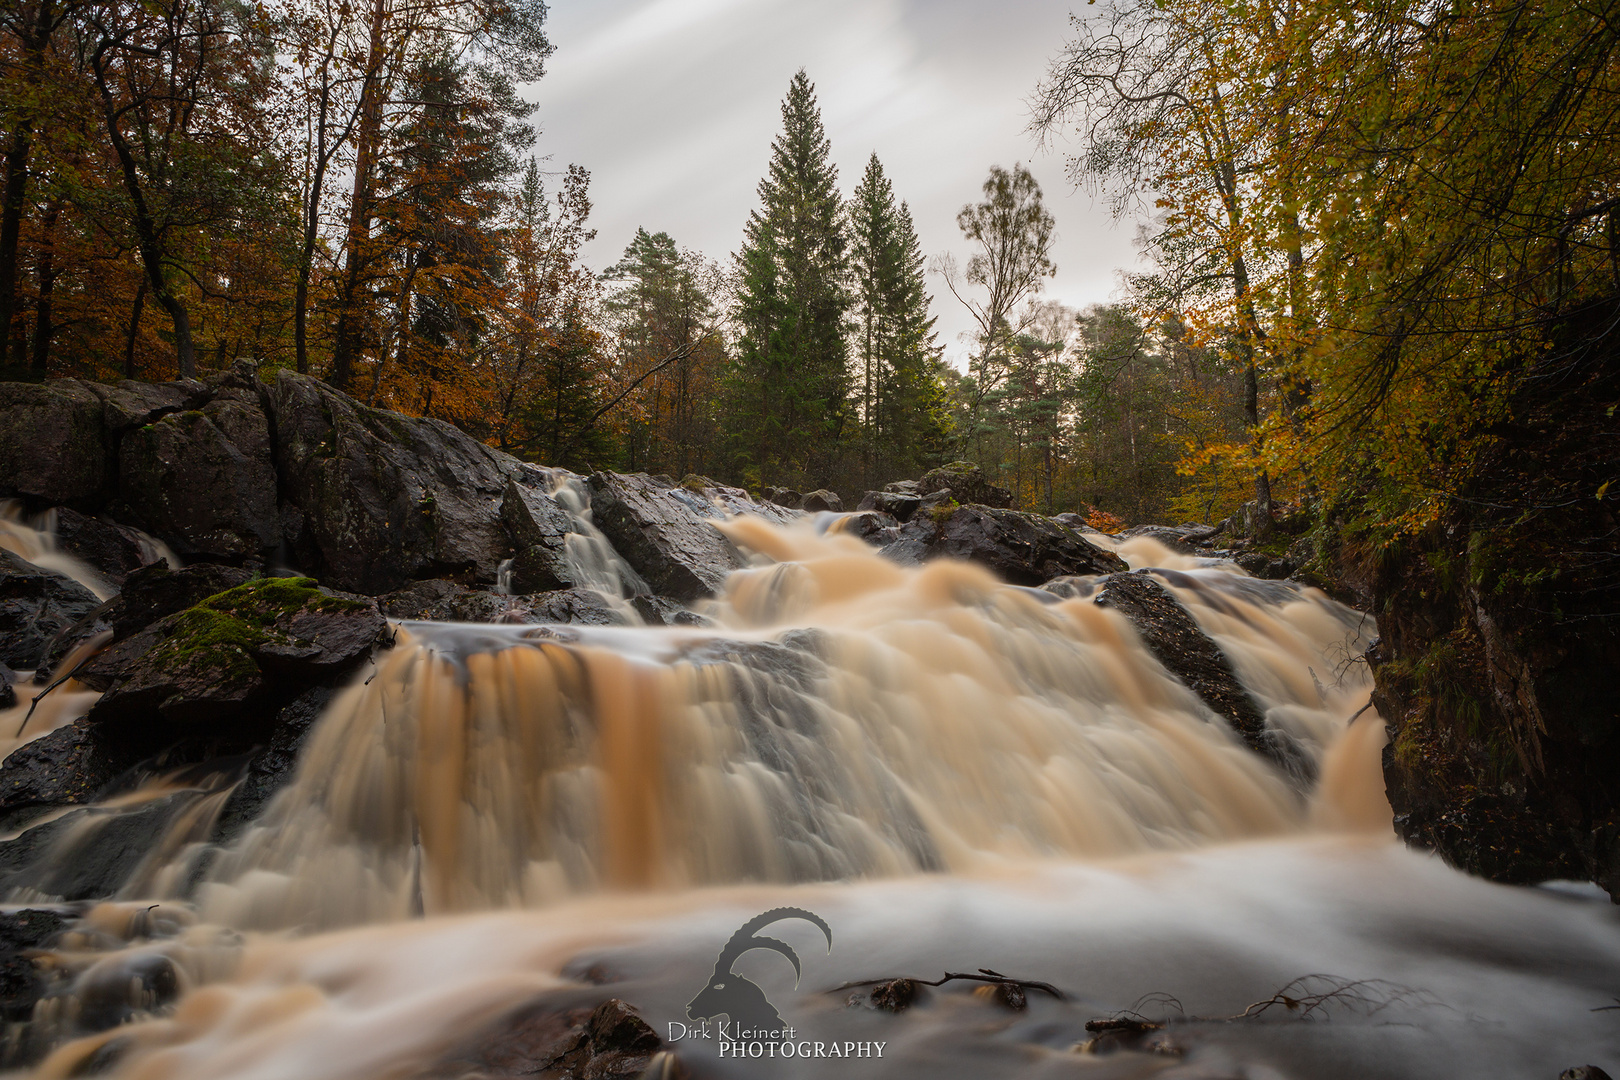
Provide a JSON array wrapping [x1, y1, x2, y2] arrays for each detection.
[[76, 576, 386, 730], [801, 489, 843, 512], [857, 489, 922, 522], [268, 372, 525, 594], [0, 381, 110, 507], [923, 504, 1126, 585], [113, 393, 279, 562], [501, 480, 580, 594], [587, 473, 747, 602], [0, 550, 101, 670], [918, 462, 1012, 509]]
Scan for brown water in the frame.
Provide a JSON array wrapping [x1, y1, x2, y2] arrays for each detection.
[[3, 510, 1617, 1078]]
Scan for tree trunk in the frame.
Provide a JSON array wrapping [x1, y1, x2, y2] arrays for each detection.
[[29, 200, 58, 375], [329, 0, 389, 392], [124, 277, 146, 378]]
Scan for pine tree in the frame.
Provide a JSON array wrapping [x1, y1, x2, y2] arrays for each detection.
[[725, 69, 850, 490], [850, 153, 948, 484]]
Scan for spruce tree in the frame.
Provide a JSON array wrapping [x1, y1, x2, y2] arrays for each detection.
[[725, 70, 850, 490], [850, 152, 948, 483]]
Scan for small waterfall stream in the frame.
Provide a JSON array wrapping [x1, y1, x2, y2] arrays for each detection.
[[0, 507, 1615, 1079]]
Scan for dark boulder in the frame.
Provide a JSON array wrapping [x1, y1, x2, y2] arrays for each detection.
[[113, 395, 279, 562], [0, 381, 109, 507], [801, 489, 843, 512], [522, 588, 632, 627], [0, 793, 195, 901], [267, 372, 524, 594], [918, 462, 1012, 509], [47, 508, 157, 587], [587, 473, 746, 602], [0, 719, 129, 821], [0, 662, 13, 709], [765, 486, 802, 508], [79, 576, 385, 731], [500, 480, 578, 593], [836, 510, 900, 544], [105, 562, 255, 643], [883, 479, 921, 495], [926, 505, 1127, 585], [0, 550, 101, 670], [1061, 570, 1305, 777], [856, 489, 921, 522]]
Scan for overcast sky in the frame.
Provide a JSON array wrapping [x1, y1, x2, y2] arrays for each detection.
[[523, 0, 1147, 367]]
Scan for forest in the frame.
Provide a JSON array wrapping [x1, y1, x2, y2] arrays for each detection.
[[0, 0, 1615, 539]]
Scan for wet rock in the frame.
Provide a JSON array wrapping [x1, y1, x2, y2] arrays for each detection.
[[267, 371, 524, 594], [801, 489, 843, 512], [106, 563, 255, 642], [630, 595, 710, 627], [47, 509, 155, 588], [1079, 571, 1304, 775], [1562, 1068, 1616, 1080], [0, 381, 110, 507], [0, 793, 192, 901], [500, 480, 578, 593], [695, 478, 802, 526], [417, 997, 665, 1080], [927, 505, 1127, 586], [523, 588, 632, 627], [113, 397, 279, 562], [766, 486, 802, 508], [212, 686, 336, 843], [0, 721, 130, 821], [857, 490, 921, 522], [80, 577, 384, 731], [0, 661, 14, 709], [883, 479, 921, 495], [383, 581, 631, 627], [587, 473, 746, 602], [837, 510, 899, 544], [868, 977, 920, 1012], [509, 544, 575, 595], [0, 550, 102, 670], [0, 908, 67, 1022], [918, 462, 1012, 509]]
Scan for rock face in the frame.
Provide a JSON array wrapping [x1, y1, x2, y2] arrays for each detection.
[[587, 473, 746, 602], [269, 372, 525, 594], [114, 392, 279, 561], [0, 549, 101, 669], [921, 504, 1127, 585], [856, 489, 921, 522], [0, 381, 109, 507]]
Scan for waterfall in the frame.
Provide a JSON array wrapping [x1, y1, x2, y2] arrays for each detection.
[[189, 518, 1375, 931]]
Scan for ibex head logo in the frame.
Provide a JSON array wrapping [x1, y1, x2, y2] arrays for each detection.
[[686, 907, 833, 1030]]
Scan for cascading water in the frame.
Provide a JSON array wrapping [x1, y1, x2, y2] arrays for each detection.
[[4, 512, 1618, 1079]]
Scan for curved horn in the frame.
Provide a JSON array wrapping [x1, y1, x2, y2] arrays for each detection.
[[712, 907, 834, 984]]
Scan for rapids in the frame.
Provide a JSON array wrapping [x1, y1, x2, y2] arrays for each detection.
[[1, 508, 1616, 1078]]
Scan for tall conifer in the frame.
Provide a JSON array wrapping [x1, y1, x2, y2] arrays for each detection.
[[850, 153, 947, 483], [725, 70, 850, 489]]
